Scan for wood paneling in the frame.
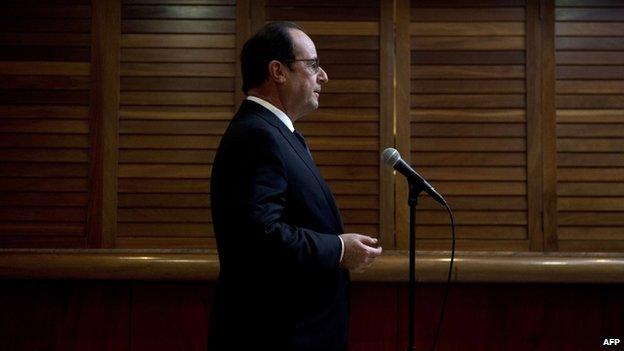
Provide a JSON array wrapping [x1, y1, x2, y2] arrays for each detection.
[[555, 0, 624, 251], [117, 1, 236, 248], [2, 0, 624, 255], [1, 280, 622, 351], [407, 0, 531, 250], [0, 1, 92, 248]]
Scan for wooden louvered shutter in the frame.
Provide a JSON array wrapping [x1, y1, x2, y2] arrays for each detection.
[[117, 1, 236, 248], [0, 1, 92, 247], [555, 0, 624, 251], [406, 0, 533, 250]]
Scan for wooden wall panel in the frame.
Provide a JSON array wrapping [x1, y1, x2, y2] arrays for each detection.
[[1, 280, 623, 351], [266, 0, 383, 239], [555, 0, 624, 251], [117, 0, 237, 248], [0, 1, 92, 248], [408, 0, 531, 250]]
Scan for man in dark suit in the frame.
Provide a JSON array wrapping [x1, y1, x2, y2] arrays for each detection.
[[208, 21, 383, 351]]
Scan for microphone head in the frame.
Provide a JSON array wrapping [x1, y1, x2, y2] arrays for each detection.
[[381, 148, 401, 167]]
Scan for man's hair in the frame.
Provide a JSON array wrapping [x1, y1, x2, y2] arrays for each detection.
[[240, 21, 303, 94]]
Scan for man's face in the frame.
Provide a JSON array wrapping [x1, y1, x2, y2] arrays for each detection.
[[283, 29, 329, 121]]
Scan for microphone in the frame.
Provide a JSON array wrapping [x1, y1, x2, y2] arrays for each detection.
[[381, 148, 447, 205]]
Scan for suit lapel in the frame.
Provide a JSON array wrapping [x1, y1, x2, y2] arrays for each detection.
[[240, 100, 344, 232]]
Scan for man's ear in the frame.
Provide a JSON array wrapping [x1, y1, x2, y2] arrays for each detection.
[[268, 60, 287, 84]]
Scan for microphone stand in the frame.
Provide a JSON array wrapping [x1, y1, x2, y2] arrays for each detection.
[[407, 181, 423, 351]]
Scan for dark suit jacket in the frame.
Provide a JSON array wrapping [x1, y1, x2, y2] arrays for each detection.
[[208, 100, 350, 351]]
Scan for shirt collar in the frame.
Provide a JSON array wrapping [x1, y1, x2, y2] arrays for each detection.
[[246, 96, 295, 132]]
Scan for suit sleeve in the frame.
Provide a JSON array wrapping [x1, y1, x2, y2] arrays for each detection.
[[240, 128, 342, 271]]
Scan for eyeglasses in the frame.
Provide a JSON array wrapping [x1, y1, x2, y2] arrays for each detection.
[[283, 58, 320, 74]]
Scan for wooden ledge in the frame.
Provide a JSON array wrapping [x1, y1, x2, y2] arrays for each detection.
[[1, 249, 624, 283]]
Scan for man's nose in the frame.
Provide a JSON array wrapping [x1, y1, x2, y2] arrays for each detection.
[[318, 67, 328, 83]]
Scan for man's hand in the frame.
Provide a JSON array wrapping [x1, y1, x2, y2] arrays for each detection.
[[339, 234, 383, 273]]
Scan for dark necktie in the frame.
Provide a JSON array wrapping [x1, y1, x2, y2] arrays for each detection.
[[293, 130, 312, 157]]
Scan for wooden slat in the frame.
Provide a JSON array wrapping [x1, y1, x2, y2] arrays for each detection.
[[0, 179, 88, 192], [0, 208, 86, 222], [118, 223, 213, 237], [558, 168, 624, 182], [558, 138, 624, 152], [411, 22, 525, 36], [558, 227, 624, 241], [297, 21, 379, 36], [412, 80, 526, 93], [416, 167, 526, 181], [559, 212, 624, 226], [121, 34, 235, 48], [121, 92, 233, 106], [411, 123, 526, 137], [119, 194, 210, 208], [0, 149, 89, 162], [0, 163, 87, 178], [122, 19, 235, 33], [120, 63, 235, 77], [413, 50, 526, 65], [119, 179, 209, 193], [557, 124, 624, 138], [0, 62, 90, 76], [121, 77, 233, 91], [411, 36, 525, 51], [416, 225, 527, 239], [429, 181, 527, 196], [0, 33, 90, 46], [119, 135, 221, 149], [556, 23, 624, 36], [556, 51, 624, 65], [0, 193, 87, 207], [416, 210, 527, 225], [0, 76, 90, 90], [412, 138, 526, 152], [557, 95, 624, 109], [122, 5, 236, 19], [0, 135, 89, 148], [558, 182, 624, 196], [115, 237, 216, 249], [121, 48, 235, 62], [0, 120, 88, 133], [119, 164, 211, 178], [557, 81, 624, 94], [556, 37, 624, 50], [119, 149, 216, 164], [0, 222, 85, 236], [0, 105, 89, 119], [411, 8, 525, 21], [559, 197, 624, 212], [118, 208, 211, 222], [267, 6, 379, 21], [418, 196, 527, 210], [558, 153, 624, 167], [412, 65, 525, 79], [412, 152, 526, 166], [555, 8, 624, 21], [411, 109, 526, 123], [557, 66, 624, 79], [120, 120, 228, 134], [120, 106, 232, 120]]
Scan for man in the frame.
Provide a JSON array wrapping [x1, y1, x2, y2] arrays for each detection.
[[209, 21, 382, 351]]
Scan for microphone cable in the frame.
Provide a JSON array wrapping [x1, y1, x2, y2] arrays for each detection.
[[430, 202, 456, 351]]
